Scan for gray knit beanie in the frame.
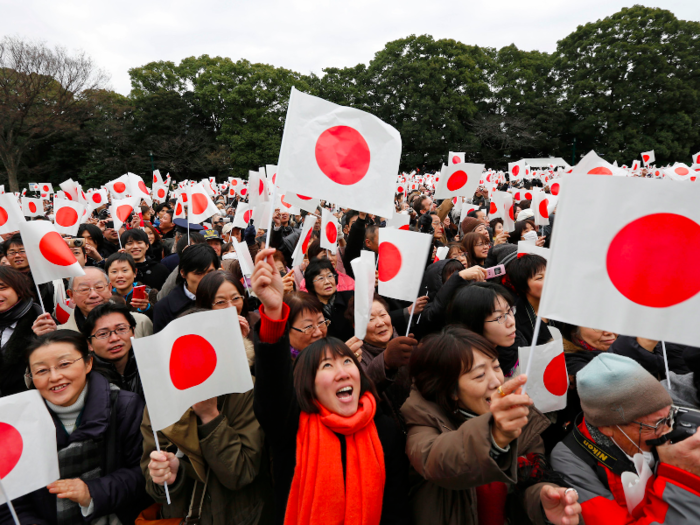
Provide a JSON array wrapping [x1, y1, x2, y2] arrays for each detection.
[[578, 353, 673, 427]]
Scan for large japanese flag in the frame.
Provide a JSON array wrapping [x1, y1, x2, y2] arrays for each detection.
[[434, 163, 483, 200], [19, 221, 84, 285], [378, 228, 432, 302], [0, 391, 59, 504], [320, 208, 339, 254], [291, 215, 318, 267], [232, 203, 254, 229], [0, 194, 26, 234], [132, 308, 253, 431], [539, 175, 700, 346], [277, 88, 401, 217], [517, 329, 568, 413], [53, 199, 85, 236], [350, 250, 376, 340], [110, 197, 139, 231], [21, 197, 43, 218], [448, 151, 465, 165], [187, 184, 219, 224]]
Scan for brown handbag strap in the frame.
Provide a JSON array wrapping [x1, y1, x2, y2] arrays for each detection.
[[182, 468, 210, 525]]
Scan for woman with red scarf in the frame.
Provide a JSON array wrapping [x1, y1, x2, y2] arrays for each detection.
[[251, 248, 410, 525]]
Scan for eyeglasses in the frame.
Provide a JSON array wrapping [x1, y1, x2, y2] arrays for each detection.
[[26, 357, 85, 379], [485, 306, 517, 325], [451, 251, 468, 259], [633, 406, 678, 433], [291, 319, 331, 335], [312, 274, 335, 285], [213, 296, 244, 308], [89, 325, 132, 340], [74, 283, 109, 295], [474, 242, 491, 248], [6, 250, 26, 258]]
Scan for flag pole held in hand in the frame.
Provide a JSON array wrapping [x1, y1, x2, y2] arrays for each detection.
[[522, 315, 542, 396], [151, 428, 171, 505]]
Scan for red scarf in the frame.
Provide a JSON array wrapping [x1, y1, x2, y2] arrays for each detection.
[[284, 392, 385, 525]]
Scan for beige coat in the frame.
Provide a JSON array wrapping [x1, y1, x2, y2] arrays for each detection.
[[400, 386, 551, 525]]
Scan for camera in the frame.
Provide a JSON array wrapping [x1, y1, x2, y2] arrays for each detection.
[[647, 407, 700, 446], [66, 238, 85, 248]]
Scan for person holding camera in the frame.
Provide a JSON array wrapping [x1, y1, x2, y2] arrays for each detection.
[[551, 353, 700, 524]]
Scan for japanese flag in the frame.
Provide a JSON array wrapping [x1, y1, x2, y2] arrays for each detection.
[[508, 161, 526, 182], [59, 179, 79, 201], [350, 250, 376, 339], [386, 212, 411, 231], [38, 183, 54, 194], [128, 173, 152, 205], [18, 221, 84, 285], [0, 391, 60, 504], [492, 191, 515, 232], [539, 175, 700, 347], [187, 184, 219, 224], [132, 308, 253, 430], [460, 202, 479, 227], [549, 180, 561, 196], [281, 192, 319, 214], [87, 189, 108, 210], [630, 160, 640, 172], [518, 329, 568, 413], [251, 201, 273, 230], [53, 199, 85, 236], [664, 163, 693, 181], [320, 208, 339, 254], [266, 165, 278, 187], [22, 197, 43, 218], [434, 163, 483, 200], [521, 187, 541, 202], [276, 193, 300, 216], [277, 88, 401, 217], [693, 152, 700, 166], [487, 193, 503, 220], [152, 184, 169, 204], [53, 279, 74, 325], [378, 228, 432, 302], [517, 242, 550, 261], [232, 239, 255, 277], [531, 191, 551, 227], [153, 169, 164, 185], [110, 197, 139, 231], [232, 203, 254, 229], [572, 150, 626, 177], [248, 170, 269, 206], [106, 175, 131, 198], [228, 178, 243, 196], [0, 194, 26, 234], [173, 194, 187, 220], [448, 151, 465, 165], [292, 215, 318, 268]]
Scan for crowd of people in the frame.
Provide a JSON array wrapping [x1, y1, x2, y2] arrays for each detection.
[[0, 173, 699, 525]]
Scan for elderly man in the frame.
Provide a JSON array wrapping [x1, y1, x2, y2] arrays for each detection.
[[551, 353, 700, 523], [31, 267, 153, 337]]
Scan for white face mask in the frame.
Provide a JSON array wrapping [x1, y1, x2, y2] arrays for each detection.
[[615, 425, 656, 468], [522, 230, 538, 243]]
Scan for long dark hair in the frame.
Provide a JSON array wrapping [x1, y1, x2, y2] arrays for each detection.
[[460, 232, 490, 267], [195, 271, 249, 316], [0, 266, 36, 303], [447, 282, 514, 337]]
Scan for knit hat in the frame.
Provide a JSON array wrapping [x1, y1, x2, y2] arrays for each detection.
[[460, 217, 482, 235], [516, 209, 534, 222], [578, 353, 672, 427], [490, 244, 518, 267]]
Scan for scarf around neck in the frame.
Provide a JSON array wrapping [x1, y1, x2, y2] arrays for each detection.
[[284, 392, 385, 525], [0, 298, 33, 331]]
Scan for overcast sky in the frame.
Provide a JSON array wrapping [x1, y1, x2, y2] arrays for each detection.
[[2, 1, 698, 95]]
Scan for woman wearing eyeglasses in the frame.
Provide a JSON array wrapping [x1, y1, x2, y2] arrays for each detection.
[[11, 330, 152, 525], [0, 267, 44, 397], [461, 232, 491, 268], [304, 259, 354, 342]]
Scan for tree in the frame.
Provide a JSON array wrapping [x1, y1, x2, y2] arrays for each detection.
[[0, 37, 108, 191]]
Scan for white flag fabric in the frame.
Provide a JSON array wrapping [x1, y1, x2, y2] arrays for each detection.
[[187, 184, 219, 224], [350, 251, 376, 340], [517, 329, 568, 413], [110, 197, 139, 232], [265, 165, 278, 187], [173, 194, 187, 220], [291, 215, 318, 268], [106, 175, 131, 198], [21, 197, 43, 218], [281, 192, 320, 214], [59, 179, 79, 201], [87, 189, 108, 210], [277, 88, 401, 217], [132, 308, 254, 431], [0, 194, 26, 234], [434, 163, 483, 200], [18, 221, 84, 285], [248, 170, 269, 207], [539, 175, 700, 347], [460, 202, 479, 227], [53, 199, 85, 236], [508, 161, 526, 182], [320, 208, 339, 254], [152, 169, 164, 185], [517, 242, 550, 261], [448, 151, 465, 165], [275, 193, 301, 216], [232, 239, 255, 277], [232, 203, 254, 229], [385, 212, 410, 230], [0, 390, 60, 504], [128, 173, 153, 205], [571, 150, 626, 177], [491, 192, 514, 232], [641, 150, 655, 166], [38, 183, 54, 194], [378, 228, 432, 302], [152, 184, 169, 204], [531, 191, 551, 227], [251, 201, 273, 230]]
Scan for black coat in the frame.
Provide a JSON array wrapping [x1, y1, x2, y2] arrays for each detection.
[[152, 283, 194, 333], [324, 290, 354, 342], [0, 302, 43, 398], [609, 336, 695, 379], [134, 258, 170, 291], [0, 372, 151, 525], [93, 350, 145, 400], [253, 331, 411, 525]]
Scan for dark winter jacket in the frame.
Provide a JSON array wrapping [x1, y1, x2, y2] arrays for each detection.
[[609, 336, 694, 379], [134, 258, 170, 291], [93, 350, 145, 400], [153, 283, 194, 333], [0, 302, 44, 398]]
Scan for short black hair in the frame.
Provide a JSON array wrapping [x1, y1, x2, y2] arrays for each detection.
[[78, 224, 105, 251], [304, 258, 337, 296], [176, 231, 205, 258], [446, 282, 514, 336], [177, 244, 220, 284], [105, 252, 137, 273], [120, 228, 150, 248], [3, 233, 23, 255], [26, 329, 91, 364], [506, 254, 546, 297], [81, 302, 136, 339]]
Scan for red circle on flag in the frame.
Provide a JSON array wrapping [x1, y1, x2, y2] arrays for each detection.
[[446, 170, 468, 192], [512, 165, 520, 177], [397, 186, 404, 193], [452, 156, 460, 164], [240, 188, 247, 196], [302, 228, 313, 254], [543, 353, 567, 396], [280, 196, 292, 209], [175, 203, 183, 216], [524, 192, 532, 200], [153, 175, 158, 183], [40, 231, 77, 266], [231, 180, 238, 186], [378, 242, 401, 282], [243, 209, 253, 223], [606, 213, 700, 307], [138, 181, 148, 194], [117, 205, 133, 223], [258, 179, 264, 196], [157, 188, 166, 198], [297, 194, 311, 200], [399, 224, 410, 231], [325, 222, 337, 244], [551, 183, 560, 196], [92, 193, 102, 204], [642, 154, 650, 163], [56, 206, 78, 227], [42, 185, 49, 192], [539, 199, 549, 219], [0, 422, 23, 479], [182, 193, 189, 203], [28, 202, 37, 213], [508, 204, 514, 221], [0, 207, 8, 226], [588, 167, 612, 175], [692, 177, 697, 182], [113, 182, 126, 193], [514, 192, 521, 201], [272, 173, 277, 185], [315, 126, 370, 185], [64, 193, 73, 201], [675, 167, 689, 176], [489, 202, 497, 214], [169, 334, 218, 390], [191, 193, 209, 215]]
